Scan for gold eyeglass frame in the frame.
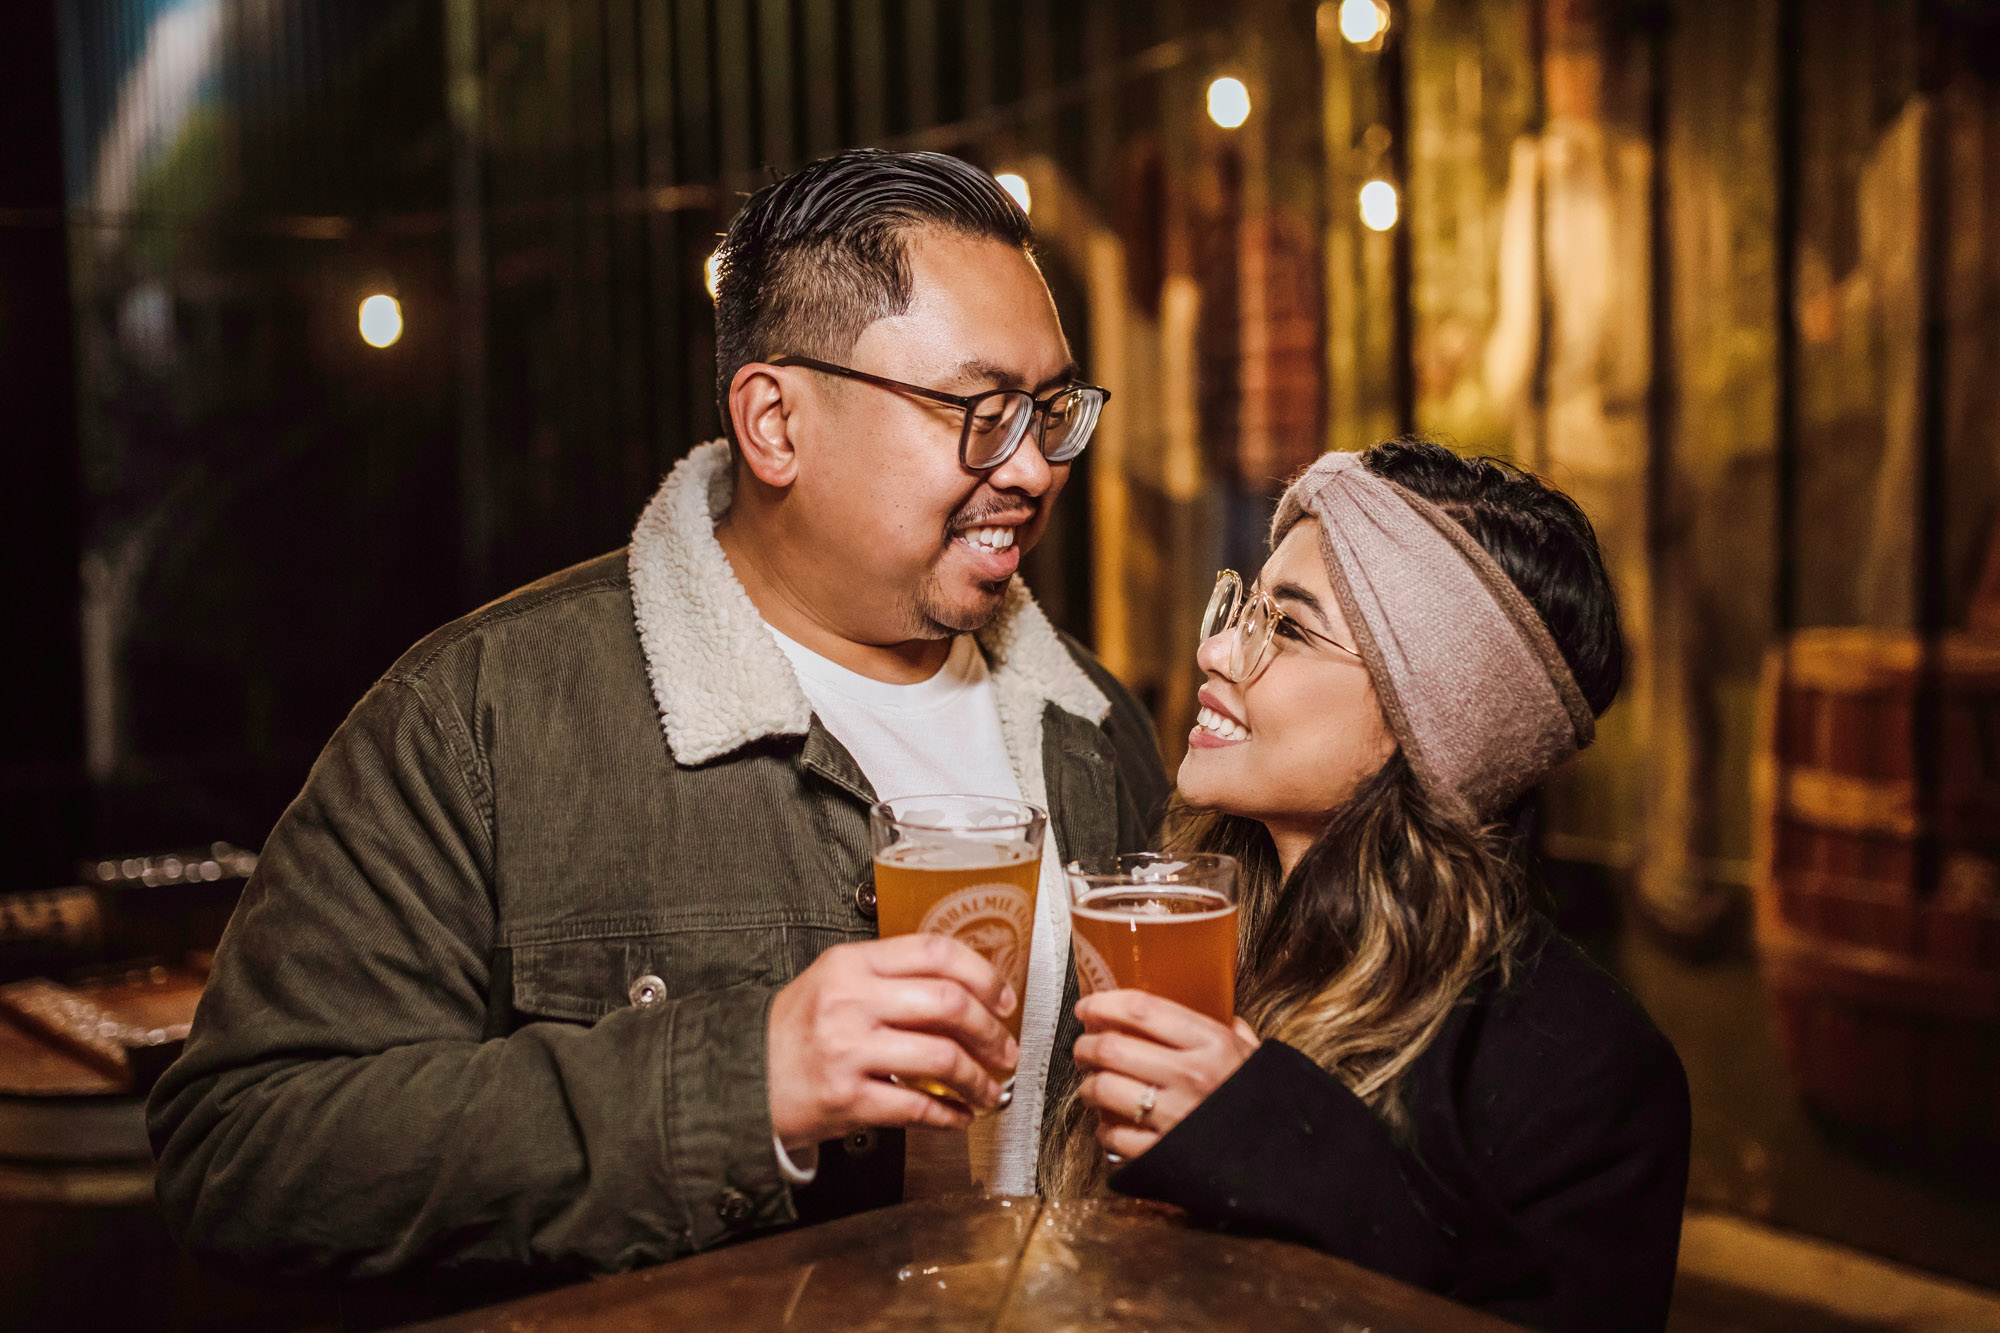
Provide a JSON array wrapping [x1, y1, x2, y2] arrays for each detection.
[[1200, 569, 1363, 681]]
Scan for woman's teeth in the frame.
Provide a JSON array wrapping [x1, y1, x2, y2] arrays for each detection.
[[959, 526, 1016, 552], [1196, 706, 1249, 742]]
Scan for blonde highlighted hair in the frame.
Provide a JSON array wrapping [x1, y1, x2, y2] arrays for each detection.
[[1041, 752, 1529, 1196], [1041, 437, 1622, 1196]]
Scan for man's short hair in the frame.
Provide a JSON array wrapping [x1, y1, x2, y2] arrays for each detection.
[[712, 149, 1035, 443]]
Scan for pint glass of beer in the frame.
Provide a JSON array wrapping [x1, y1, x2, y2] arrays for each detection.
[[869, 795, 1046, 1104], [1064, 854, 1240, 1024]]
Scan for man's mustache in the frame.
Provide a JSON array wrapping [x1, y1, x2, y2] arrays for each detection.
[[947, 500, 1039, 535]]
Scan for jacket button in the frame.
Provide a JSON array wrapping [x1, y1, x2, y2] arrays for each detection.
[[628, 974, 667, 1008], [852, 877, 877, 921], [714, 1186, 755, 1226], [843, 1127, 878, 1158]]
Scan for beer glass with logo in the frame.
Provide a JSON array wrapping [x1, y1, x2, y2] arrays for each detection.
[[1065, 853, 1240, 1023], [869, 795, 1045, 1107]]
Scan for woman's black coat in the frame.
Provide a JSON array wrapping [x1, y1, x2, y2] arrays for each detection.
[[1108, 917, 1691, 1332]]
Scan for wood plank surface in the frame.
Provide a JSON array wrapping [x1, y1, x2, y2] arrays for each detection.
[[414, 1195, 1521, 1332], [993, 1198, 1524, 1333], [416, 1195, 1038, 1332]]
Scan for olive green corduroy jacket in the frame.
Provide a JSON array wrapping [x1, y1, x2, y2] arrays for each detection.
[[146, 442, 1169, 1286]]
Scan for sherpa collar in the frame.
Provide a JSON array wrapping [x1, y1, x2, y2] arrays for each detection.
[[627, 440, 1110, 770]]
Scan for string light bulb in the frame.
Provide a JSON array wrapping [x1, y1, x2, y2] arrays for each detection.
[[1359, 179, 1400, 231], [994, 172, 1032, 215], [1206, 77, 1251, 130], [358, 294, 403, 348], [705, 250, 723, 301], [1338, 0, 1390, 46]]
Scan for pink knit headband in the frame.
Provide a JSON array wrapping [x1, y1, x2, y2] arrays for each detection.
[[1270, 451, 1596, 824]]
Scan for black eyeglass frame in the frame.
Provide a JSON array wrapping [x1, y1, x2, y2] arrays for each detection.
[[769, 355, 1109, 470]]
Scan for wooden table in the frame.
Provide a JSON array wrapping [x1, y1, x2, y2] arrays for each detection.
[[417, 1195, 1523, 1332]]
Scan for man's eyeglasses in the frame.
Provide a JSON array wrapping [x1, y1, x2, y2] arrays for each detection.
[[770, 355, 1109, 471], [1201, 569, 1363, 682]]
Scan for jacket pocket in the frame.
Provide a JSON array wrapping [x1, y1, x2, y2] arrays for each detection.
[[506, 919, 869, 1023]]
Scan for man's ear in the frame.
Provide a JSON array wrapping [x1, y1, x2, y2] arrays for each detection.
[[729, 362, 798, 488]]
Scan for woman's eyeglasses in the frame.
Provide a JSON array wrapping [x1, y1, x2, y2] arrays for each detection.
[[1201, 569, 1363, 682], [771, 355, 1109, 471]]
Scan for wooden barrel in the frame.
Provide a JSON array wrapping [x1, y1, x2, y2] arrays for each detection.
[[1755, 628, 2000, 1160]]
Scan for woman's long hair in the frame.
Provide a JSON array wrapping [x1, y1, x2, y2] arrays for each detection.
[[1041, 438, 1622, 1196]]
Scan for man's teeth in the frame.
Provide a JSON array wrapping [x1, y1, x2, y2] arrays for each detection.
[[959, 526, 1017, 551], [1196, 707, 1250, 742]]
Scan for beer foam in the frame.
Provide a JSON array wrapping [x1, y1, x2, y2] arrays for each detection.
[[1071, 887, 1235, 922], [899, 802, 1036, 831], [880, 839, 1036, 871]]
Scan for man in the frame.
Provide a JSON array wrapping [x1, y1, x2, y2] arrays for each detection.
[[148, 149, 1167, 1294]]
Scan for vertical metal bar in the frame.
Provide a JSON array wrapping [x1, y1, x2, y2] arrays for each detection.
[[1320, 2, 1359, 455], [1237, 21, 1273, 485], [622, 0, 660, 472], [446, 0, 493, 599], [545, 0, 582, 544], [758, 0, 795, 169], [1769, 0, 1801, 899], [1382, 18, 1415, 435], [905, 0, 938, 132], [803, 0, 838, 154], [1066, 0, 1119, 645], [715, 0, 753, 180], [962, 0, 994, 122], [1773, 0, 1799, 641], [575, 0, 612, 525], [1527, 0, 1552, 471], [1022, 0, 1053, 154], [605, 0, 650, 499], [851, 0, 886, 144], [675, 0, 713, 180], [639, 0, 685, 460], [1085, 1, 1116, 216], [640, 0, 679, 184], [675, 0, 718, 445], [606, 0, 643, 173]]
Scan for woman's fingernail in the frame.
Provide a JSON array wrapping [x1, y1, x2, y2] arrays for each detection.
[[1000, 985, 1018, 1016]]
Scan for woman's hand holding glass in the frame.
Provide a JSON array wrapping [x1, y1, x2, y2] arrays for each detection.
[[1072, 989, 1261, 1162]]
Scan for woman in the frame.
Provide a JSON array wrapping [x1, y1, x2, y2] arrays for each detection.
[[1046, 439, 1690, 1332]]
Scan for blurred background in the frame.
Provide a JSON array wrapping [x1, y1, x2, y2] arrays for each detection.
[[4, 0, 2000, 1328]]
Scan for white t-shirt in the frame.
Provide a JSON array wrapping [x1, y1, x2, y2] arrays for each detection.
[[768, 627, 1068, 1196]]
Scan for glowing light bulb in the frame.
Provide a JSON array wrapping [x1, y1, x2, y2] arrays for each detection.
[[1359, 179, 1400, 231], [358, 294, 403, 348], [705, 250, 724, 301], [994, 172, 1032, 215], [1206, 77, 1251, 130], [1339, 0, 1389, 45]]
